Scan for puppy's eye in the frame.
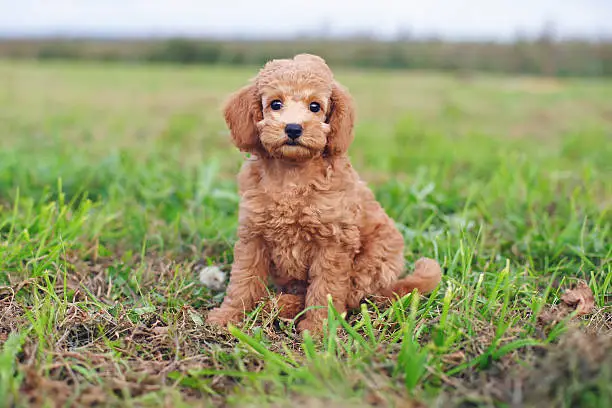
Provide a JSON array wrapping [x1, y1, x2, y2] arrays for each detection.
[[270, 100, 283, 110], [309, 102, 321, 113]]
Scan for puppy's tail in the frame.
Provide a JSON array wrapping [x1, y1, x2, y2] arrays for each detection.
[[376, 257, 442, 303]]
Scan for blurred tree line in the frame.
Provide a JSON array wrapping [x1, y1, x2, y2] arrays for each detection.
[[1, 35, 611, 77]]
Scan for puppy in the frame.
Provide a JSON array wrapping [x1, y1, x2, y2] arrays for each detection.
[[207, 54, 441, 333]]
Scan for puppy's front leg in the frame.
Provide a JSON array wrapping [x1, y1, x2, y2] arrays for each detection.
[[298, 245, 350, 334], [207, 237, 269, 327]]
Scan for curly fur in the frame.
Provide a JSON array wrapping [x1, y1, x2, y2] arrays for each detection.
[[206, 54, 442, 333]]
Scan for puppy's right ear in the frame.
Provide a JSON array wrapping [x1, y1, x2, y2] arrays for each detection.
[[223, 84, 262, 152]]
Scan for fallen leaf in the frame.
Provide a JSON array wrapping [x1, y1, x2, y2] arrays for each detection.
[[560, 280, 595, 316], [537, 305, 566, 326], [188, 310, 204, 326]]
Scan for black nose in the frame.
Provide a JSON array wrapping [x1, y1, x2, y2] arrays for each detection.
[[285, 123, 303, 139]]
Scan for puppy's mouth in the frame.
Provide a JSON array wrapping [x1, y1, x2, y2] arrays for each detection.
[[284, 139, 304, 146]]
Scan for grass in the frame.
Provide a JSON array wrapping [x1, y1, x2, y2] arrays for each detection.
[[0, 60, 611, 407]]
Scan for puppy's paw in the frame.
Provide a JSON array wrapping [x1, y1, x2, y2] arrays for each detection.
[[206, 307, 243, 327], [297, 317, 323, 337]]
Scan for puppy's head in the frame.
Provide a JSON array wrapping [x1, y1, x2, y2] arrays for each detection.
[[223, 54, 355, 161]]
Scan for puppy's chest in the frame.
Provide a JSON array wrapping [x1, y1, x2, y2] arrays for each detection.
[[245, 186, 359, 277], [252, 188, 333, 241]]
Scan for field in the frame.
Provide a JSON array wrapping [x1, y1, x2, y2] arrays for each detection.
[[0, 60, 611, 407]]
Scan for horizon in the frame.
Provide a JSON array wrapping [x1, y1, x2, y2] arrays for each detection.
[[1, 0, 611, 41]]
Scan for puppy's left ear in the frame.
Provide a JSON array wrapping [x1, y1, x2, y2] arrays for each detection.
[[325, 81, 355, 156], [223, 83, 263, 153]]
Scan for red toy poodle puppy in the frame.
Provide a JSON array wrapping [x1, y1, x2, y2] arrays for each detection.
[[206, 54, 442, 333]]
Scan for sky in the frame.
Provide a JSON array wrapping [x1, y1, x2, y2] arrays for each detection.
[[1, 0, 611, 40]]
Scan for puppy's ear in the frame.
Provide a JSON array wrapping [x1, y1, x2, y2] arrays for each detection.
[[326, 81, 355, 156], [223, 83, 263, 152]]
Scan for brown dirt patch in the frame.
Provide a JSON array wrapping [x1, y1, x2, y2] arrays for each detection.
[[0, 286, 25, 343]]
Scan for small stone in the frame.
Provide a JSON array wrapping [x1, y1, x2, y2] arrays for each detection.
[[197, 265, 227, 291]]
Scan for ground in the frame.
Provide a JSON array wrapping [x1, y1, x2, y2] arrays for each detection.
[[0, 61, 611, 407]]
